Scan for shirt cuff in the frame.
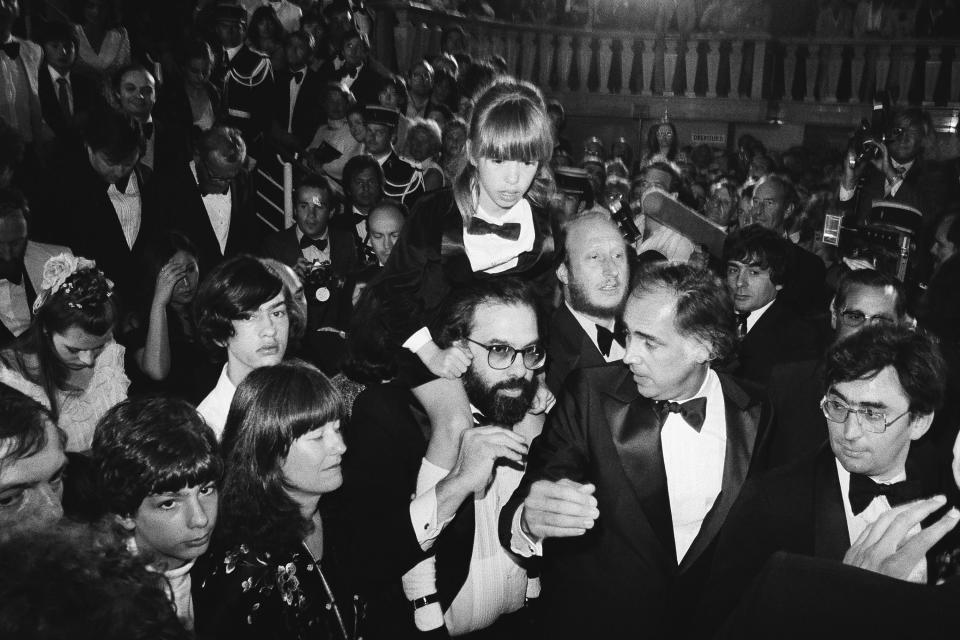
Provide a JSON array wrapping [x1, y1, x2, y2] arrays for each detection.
[[409, 460, 455, 550], [510, 506, 543, 557], [414, 602, 445, 631], [403, 327, 433, 353], [838, 183, 856, 202]]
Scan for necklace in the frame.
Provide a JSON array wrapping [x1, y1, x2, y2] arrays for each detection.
[[300, 541, 350, 640]]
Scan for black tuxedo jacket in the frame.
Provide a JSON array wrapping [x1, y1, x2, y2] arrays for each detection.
[[34, 159, 162, 309], [780, 242, 829, 315], [500, 364, 773, 639], [766, 358, 828, 466], [272, 68, 326, 148], [158, 160, 259, 279], [698, 443, 955, 635], [735, 297, 823, 384], [139, 119, 191, 177], [319, 59, 388, 107], [37, 65, 99, 148], [342, 382, 490, 640], [544, 303, 606, 395]]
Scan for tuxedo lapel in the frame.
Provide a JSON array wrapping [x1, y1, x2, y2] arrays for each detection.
[[679, 375, 760, 572], [604, 373, 677, 565], [813, 445, 850, 560], [435, 496, 476, 611]]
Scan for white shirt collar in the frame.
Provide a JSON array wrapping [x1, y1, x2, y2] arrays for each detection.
[[226, 44, 243, 60], [565, 301, 622, 360], [372, 149, 392, 165], [47, 65, 70, 83]]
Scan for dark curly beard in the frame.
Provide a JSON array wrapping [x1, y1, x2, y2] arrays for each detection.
[[462, 368, 536, 426]]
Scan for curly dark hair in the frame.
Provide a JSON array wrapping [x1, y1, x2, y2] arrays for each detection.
[[217, 360, 345, 553], [0, 521, 190, 640], [0, 263, 116, 421], [722, 224, 792, 287]]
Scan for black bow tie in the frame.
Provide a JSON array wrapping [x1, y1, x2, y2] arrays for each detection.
[[291, 69, 305, 84], [466, 216, 522, 241], [110, 173, 132, 193], [0, 263, 23, 285], [300, 235, 328, 252], [1, 40, 20, 60], [848, 474, 923, 516], [596, 323, 624, 357], [655, 397, 708, 432], [736, 311, 750, 338]]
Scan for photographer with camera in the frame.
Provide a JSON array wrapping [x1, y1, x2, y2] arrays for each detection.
[[838, 107, 960, 280]]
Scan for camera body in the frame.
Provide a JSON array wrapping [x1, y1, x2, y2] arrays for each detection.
[[303, 260, 346, 303], [849, 90, 892, 167], [821, 201, 922, 282]]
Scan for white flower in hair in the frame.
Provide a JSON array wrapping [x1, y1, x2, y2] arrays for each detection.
[[32, 253, 100, 313]]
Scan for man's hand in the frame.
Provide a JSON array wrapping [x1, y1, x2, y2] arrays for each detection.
[[447, 426, 528, 496], [843, 496, 960, 581], [418, 341, 472, 379], [528, 381, 556, 415], [293, 257, 314, 281], [521, 479, 599, 541]]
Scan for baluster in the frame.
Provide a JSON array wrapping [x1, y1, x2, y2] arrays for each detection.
[[662, 38, 677, 96], [539, 33, 554, 89], [558, 34, 574, 91], [641, 37, 655, 96], [783, 43, 798, 101], [923, 46, 942, 105], [505, 31, 520, 77], [520, 31, 537, 82], [950, 50, 960, 106], [706, 39, 720, 98], [875, 44, 892, 93], [823, 43, 841, 102], [685, 37, 698, 97], [898, 45, 916, 105], [804, 43, 818, 102], [751, 39, 766, 99], [392, 17, 414, 74], [851, 44, 867, 103], [597, 36, 614, 94], [730, 39, 744, 98], [579, 35, 594, 92]]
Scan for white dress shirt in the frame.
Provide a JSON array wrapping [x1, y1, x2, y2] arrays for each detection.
[[307, 118, 362, 181], [743, 297, 776, 334], [197, 364, 236, 439], [108, 172, 142, 249], [47, 65, 73, 115], [0, 276, 31, 337], [835, 459, 927, 583], [1, 36, 32, 141], [295, 226, 331, 264], [661, 368, 727, 561], [463, 199, 536, 273], [190, 160, 232, 254], [566, 302, 625, 362], [287, 66, 305, 132]]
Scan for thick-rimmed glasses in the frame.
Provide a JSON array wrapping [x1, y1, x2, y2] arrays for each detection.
[[464, 338, 546, 371], [820, 396, 910, 433], [837, 309, 897, 329]]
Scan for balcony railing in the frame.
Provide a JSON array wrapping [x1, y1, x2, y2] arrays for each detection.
[[371, 2, 960, 127]]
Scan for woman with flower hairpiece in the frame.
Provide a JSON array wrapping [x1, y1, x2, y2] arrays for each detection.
[[0, 254, 129, 452]]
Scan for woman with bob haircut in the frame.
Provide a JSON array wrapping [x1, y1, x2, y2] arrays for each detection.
[[369, 76, 557, 471], [192, 360, 359, 640], [0, 254, 128, 452]]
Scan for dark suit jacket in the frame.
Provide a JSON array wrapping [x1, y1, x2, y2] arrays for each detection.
[[319, 58, 388, 107], [697, 443, 955, 635], [545, 303, 606, 395], [766, 358, 828, 467], [37, 65, 99, 149], [272, 68, 326, 149], [780, 242, 829, 315], [139, 119, 192, 177], [261, 225, 359, 329], [33, 159, 162, 309], [735, 297, 823, 384], [159, 160, 259, 279], [500, 364, 773, 639]]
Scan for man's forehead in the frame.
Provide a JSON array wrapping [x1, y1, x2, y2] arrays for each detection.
[[830, 366, 906, 407], [470, 301, 538, 341], [0, 431, 65, 487], [844, 284, 898, 313]]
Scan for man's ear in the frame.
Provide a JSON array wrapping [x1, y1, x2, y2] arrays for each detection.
[[116, 513, 137, 533], [556, 261, 569, 286], [689, 337, 712, 366], [908, 412, 934, 441]]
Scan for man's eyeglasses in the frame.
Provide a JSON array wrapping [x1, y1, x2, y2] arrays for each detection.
[[837, 309, 897, 329], [820, 397, 910, 433], [464, 338, 546, 371]]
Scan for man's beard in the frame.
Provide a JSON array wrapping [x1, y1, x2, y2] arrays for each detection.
[[567, 277, 625, 320], [463, 367, 537, 426]]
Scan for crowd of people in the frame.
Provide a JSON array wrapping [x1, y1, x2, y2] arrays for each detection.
[[2, 0, 960, 639]]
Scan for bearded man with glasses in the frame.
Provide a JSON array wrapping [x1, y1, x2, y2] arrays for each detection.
[[342, 278, 545, 638], [696, 323, 954, 635]]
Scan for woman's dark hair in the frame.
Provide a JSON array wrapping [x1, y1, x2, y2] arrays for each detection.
[[1, 264, 116, 420], [825, 325, 946, 417], [92, 396, 222, 518], [341, 280, 409, 384], [457, 60, 498, 104], [646, 121, 678, 160], [0, 521, 190, 640], [193, 254, 287, 359], [631, 262, 737, 363], [71, 0, 121, 29], [138, 230, 199, 311], [248, 6, 285, 51], [378, 74, 409, 113], [217, 360, 345, 552]]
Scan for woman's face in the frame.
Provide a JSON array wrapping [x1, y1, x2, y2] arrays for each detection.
[[347, 112, 366, 143], [378, 84, 400, 110], [51, 325, 112, 370], [474, 157, 539, 217], [406, 129, 434, 162], [185, 56, 211, 88], [442, 126, 466, 161], [656, 125, 674, 150], [281, 420, 346, 498], [169, 250, 200, 306], [84, 0, 104, 26]]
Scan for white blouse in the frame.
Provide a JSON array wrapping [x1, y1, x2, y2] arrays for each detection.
[[74, 24, 131, 78]]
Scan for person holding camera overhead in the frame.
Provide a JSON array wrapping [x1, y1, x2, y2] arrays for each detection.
[[838, 106, 960, 280]]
